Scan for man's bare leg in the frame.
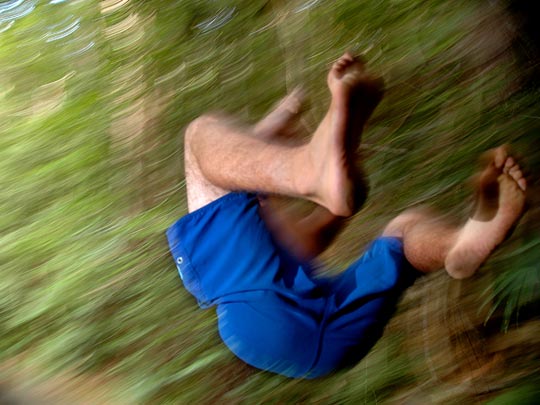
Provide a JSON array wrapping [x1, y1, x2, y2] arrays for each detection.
[[445, 146, 527, 278], [184, 53, 383, 216], [383, 146, 527, 278], [253, 87, 305, 140], [252, 88, 347, 260], [253, 59, 381, 260], [184, 91, 305, 213]]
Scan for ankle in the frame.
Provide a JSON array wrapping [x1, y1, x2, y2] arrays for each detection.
[[293, 144, 319, 199]]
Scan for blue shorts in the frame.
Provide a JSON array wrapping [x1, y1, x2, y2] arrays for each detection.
[[166, 192, 420, 378]]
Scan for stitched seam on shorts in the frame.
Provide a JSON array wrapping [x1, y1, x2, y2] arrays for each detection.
[[167, 192, 255, 306], [306, 295, 332, 376], [171, 237, 208, 305]]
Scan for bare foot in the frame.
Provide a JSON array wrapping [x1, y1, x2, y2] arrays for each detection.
[[254, 87, 305, 140], [308, 53, 384, 217], [327, 53, 384, 126], [445, 146, 527, 279]]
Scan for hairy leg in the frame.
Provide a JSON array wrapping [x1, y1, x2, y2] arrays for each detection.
[[184, 53, 383, 216], [383, 146, 527, 278], [184, 120, 230, 212], [185, 90, 307, 212], [382, 208, 459, 273], [185, 90, 304, 213], [251, 89, 345, 260], [184, 102, 347, 260], [255, 56, 380, 260], [254, 87, 305, 140]]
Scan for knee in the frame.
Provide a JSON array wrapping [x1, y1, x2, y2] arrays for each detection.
[[184, 114, 224, 152], [185, 114, 212, 140], [382, 208, 430, 238], [382, 213, 411, 238]]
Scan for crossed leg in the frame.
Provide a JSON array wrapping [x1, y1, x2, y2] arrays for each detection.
[[184, 53, 382, 217], [184, 53, 382, 259], [254, 89, 352, 261], [184, 53, 527, 277], [256, 143, 527, 275]]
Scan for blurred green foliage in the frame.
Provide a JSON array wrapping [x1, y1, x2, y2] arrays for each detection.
[[1, 0, 539, 403]]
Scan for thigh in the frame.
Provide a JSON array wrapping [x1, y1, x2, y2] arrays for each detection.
[[167, 192, 321, 307], [184, 117, 230, 212], [329, 238, 418, 309], [313, 238, 420, 373], [216, 292, 324, 378]]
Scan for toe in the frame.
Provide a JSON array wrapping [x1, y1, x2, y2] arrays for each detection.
[[508, 165, 522, 179], [336, 61, 346, 71], [508, 165, 527, 191], [503, 156, 515, 173], [518, 177, 527, 191], [286, 87, 304, 113], [342, 52, 354, 62], [500, 166, 527, 192], [333, 60, 347, 73], [511, 170, 524, 185], [339, 58, 351, 67], [493, 146, 508, 169]]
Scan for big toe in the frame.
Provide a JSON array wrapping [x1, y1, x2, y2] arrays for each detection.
[[496, 146, 511, 169], [484, 145, 509, 169], [336, 52, 355, 66], [332, 53, 365, 75]]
